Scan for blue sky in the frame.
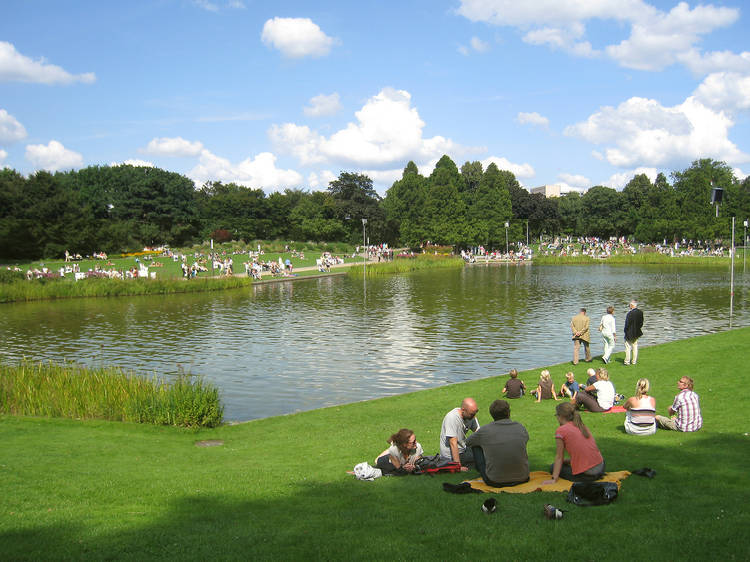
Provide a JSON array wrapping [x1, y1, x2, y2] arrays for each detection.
[[1, 0, 749, 194]]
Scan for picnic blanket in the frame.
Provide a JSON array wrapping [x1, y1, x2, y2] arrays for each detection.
[[464, 470, 631, 494], [603, 405, 627, 414]]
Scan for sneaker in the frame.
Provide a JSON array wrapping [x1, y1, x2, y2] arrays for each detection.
[[624, 361, 630, 366], [602, 357, 609, 364]]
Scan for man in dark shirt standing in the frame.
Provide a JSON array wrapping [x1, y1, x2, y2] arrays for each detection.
[[624, 300, 644, 366], [467, 400, 529, 487]]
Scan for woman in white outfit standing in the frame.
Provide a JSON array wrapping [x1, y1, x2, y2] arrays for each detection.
[[599, 306, 616, 364]]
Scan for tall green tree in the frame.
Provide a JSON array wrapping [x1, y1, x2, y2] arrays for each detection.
[[382, 162, 428, 247], [424, 156, 468, 245], [327, 172, 385, 244], [467, 162, 512, 248], [672, 159, 735, 239], [289, 191, 346, 242], [580, 186, 622, 237], [558, 192, 583, 235]]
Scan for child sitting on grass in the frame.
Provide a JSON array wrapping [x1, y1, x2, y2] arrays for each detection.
[[560, 371, 579, 399], [532, 370, 560, 402], [502, 368, 526, 398]]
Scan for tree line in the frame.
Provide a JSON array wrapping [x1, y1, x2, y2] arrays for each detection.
[[1, 156, 748, 260]]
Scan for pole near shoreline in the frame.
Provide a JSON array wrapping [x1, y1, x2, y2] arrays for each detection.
[[730, 217, 735, 328]]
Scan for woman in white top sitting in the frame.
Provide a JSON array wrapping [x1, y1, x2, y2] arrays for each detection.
[[375, 429, 423, 474], [575, 369, 616, 412], [599, 306, 616, 364], [623, 378, 656, 435]]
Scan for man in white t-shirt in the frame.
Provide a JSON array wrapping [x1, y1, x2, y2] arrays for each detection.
[[439, 398, 480, 471]]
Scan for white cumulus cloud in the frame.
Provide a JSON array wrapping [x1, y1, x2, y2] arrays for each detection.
[[188, 150, 303, 191], [307, 170, 337, 189], [481, 156, 535, 179], [0, 41, 95, 84], [261, 17, 337, 58], [26, 140, 83, 171], [517, 111, 549, 128], [605, 3, 738, 71], [143, 137, 204, 157], [270, 87, 462, 169], [0, 109, 27, 143], [304, 92, 342, 117], [693, 72, 750, 115], [558, 172, 590, 188], [565, 95, 749, 168], [0, 149, 7, 164], [605, 167, 658, 190], [457, 0, 740, 75]]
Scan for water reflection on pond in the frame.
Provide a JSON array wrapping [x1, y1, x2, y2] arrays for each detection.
[[1, 265, 747, 421]]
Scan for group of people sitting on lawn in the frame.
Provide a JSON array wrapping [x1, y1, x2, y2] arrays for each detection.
[[374, 373, 702, 487]]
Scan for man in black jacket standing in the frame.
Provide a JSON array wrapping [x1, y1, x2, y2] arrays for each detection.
[[624, 300, 644, 365]]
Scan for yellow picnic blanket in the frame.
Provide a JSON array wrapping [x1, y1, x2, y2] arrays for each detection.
[[464, 470, 631, 494]]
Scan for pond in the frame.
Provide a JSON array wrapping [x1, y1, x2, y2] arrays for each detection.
[[1, 264, 747, 421]]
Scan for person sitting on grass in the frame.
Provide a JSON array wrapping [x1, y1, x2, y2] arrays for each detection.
[[560, 371, 579, 399], [466, 399, 529, 487], [585, 367, 599, 386], [575, 368, 615, 412], [375, 428, 424, 474], [623, 378, 656, 435], [502, 368, 526, 398], [542, 402, 606, 484], [533, 370, 559, 402], [656, 376, 702, 432]]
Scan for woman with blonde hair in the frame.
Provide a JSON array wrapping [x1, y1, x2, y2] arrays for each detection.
[[534, 369, 559, 403], [575, 368, 615, 412], [623, 378, 656, 435], [542, 402, 606, 484]]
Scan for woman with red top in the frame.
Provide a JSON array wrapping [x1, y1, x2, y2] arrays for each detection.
[[542, 402, 606, 484]]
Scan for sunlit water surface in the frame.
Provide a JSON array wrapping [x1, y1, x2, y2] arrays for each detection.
[[1, 264, 747, 420]]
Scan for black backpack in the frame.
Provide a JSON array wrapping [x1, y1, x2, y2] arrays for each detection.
[[566, 481, 619, 506]]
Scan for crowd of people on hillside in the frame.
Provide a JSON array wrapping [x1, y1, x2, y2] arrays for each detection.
[[460, 243, 534, 263], [540, 236, 729, 258]]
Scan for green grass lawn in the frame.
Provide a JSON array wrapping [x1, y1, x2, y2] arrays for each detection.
[[2, 328, 749, 560]]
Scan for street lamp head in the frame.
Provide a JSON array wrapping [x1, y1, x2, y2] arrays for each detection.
[[745, 219, 748, 227], [362, 218, 367, 225]]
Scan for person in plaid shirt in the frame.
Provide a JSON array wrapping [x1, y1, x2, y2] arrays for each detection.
[[656, 376, 703, 432]]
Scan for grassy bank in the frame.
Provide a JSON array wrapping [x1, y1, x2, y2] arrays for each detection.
[[533, 253, 733, 266], [1, 327, 749, 560], [347, 254, 465, 278], [0, 361, 223, 428]]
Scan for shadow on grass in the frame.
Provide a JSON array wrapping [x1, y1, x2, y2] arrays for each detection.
[[3, 433, 749, 561]]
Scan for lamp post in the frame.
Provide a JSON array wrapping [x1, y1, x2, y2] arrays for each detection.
[[504, 222, 509, 255], [744, 219, 748, 273], [362, 218, 367, 277]]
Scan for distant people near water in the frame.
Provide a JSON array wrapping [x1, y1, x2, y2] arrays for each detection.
[[502, 369, 526, 399], [439, 398, 480, 472], [560, 371, 580, 400], [533, 370, 559, 402], [570, 307, 592, 364], [656, 376, 703, 432], [624, 300, 644, 366], [466, 399, 530, 487], [575, 368, 615, 412], [599, 306, 616, 364], [623, 378, 657, 435], [542, 402, 606, 484], [375, 428, 424, 474]]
